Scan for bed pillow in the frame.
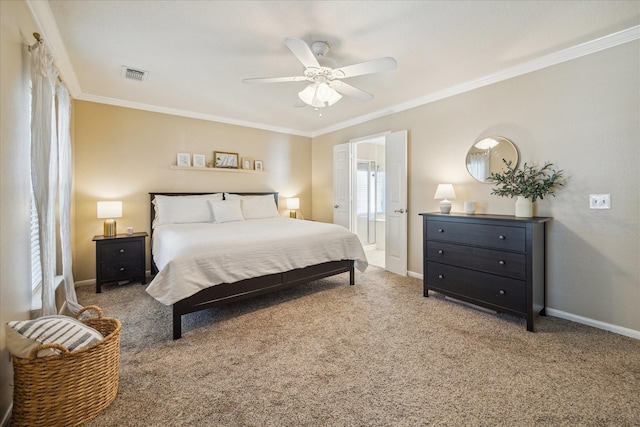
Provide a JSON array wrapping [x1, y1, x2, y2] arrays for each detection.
[[239, 194, 280, 219], [153, 193, 223, 227], [5, 315, 104, 358], [210, 199, 245, 223]]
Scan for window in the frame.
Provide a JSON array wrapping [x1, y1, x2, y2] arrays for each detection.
[[30, 187, 42, 292]]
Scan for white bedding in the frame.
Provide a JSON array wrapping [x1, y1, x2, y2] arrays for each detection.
[[146, 218, 368, 305]]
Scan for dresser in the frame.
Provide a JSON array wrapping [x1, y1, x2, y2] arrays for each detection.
[[93, 232, 147, 293], [420, 213, 550, 331]]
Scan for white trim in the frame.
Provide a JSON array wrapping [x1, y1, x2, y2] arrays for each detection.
[[311, 25, 640, 137], [409, 271, 638, 339], [546, 308, 640, 340], [23, 0, 639, 138]]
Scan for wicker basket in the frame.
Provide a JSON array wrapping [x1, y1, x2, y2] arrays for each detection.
[[11, 305, 121, 427]]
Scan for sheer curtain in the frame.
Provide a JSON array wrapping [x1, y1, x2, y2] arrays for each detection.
[[31, 40, 81, 315], [467, 151, 490, 182], [57, 84, 82, 314]]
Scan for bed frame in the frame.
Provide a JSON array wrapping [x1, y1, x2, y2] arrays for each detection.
[[149, 192, 355, 339]]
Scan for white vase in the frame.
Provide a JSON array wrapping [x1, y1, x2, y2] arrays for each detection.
[[515, 196, 533, 218]]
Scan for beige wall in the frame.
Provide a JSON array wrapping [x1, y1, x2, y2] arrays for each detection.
[[312, 41, 640, 332], [0, 0, 39, 420], [72, 102, 312, 281]]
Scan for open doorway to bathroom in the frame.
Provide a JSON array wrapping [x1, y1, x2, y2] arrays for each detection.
[[354, 138, 385, 268]]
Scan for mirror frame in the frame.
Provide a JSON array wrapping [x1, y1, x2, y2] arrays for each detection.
[[466, 136, 519, 183]]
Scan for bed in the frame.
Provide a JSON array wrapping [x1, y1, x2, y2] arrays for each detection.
[[147, 192, 368, 339]]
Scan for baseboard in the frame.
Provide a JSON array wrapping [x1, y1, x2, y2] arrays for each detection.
[[410, 271, 637, 339], [74, 270, 152, 289], [1, 403, 12, 427], [407, 270, 422, 280], [546, 308, 640, 340]]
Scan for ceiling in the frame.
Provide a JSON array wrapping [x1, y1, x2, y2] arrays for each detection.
[[30, 1, 639, 137]]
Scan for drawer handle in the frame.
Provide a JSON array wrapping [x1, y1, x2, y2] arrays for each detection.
[[438, 274, 444, 279], [119, 249, 125, 253], [498, 290, 505, 295], [438, 250, 444, 254], [499, 260, 505, 265], [438, 228, 444, 233], [119, 267, 125, 272], [498, 235, 505, 240]]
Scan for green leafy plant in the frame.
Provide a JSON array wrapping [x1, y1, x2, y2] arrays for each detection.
[[487, 159, 564, 202]]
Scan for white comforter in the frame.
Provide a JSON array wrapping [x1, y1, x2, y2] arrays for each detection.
[[146, 218, 368, 305]]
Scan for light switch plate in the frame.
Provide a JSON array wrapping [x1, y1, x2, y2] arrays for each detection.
[[589, 194, 611, 209]]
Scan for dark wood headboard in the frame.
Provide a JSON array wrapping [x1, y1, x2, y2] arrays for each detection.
[[148, 192, 279, 275]]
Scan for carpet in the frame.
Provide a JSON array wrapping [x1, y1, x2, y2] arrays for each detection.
[[75, 266, 640, 426]]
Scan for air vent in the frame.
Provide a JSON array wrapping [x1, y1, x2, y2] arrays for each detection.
[[121, 66, 148, 81]]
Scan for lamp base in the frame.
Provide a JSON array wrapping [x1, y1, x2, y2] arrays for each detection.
[[439, 200, 452, 214], [290, 210, 297, 219], [103, 219, 117, 237]]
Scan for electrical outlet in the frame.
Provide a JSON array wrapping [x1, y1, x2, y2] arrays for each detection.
[[589, 194, 611, 209]]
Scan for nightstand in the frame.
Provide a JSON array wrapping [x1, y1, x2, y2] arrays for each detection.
[[92, 232, 147, 293]]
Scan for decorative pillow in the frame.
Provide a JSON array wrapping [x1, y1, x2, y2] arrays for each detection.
[[240, 194, 280, 220], [153, 193, 223, 227], [5, 315, 104, 358], [209, 199, 245, 223]]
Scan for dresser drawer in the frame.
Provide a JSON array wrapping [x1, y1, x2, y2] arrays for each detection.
[[100, 259, 143, 282], [100, 240, 143, 262], [427, 220, 525, 252], [426, 241, 526, 279], [426, 262, 526, 313]]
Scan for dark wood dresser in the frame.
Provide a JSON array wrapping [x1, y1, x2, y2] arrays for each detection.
[[420, 212, 551, 331], [93, 232, 147, 293]]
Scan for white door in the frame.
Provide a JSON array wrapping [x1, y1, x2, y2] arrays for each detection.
[[333, 143, 351, 229], [385, 130, 408, 276]]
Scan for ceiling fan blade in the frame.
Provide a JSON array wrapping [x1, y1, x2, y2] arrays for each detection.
[[243, 76, 308, 84], [285, 37, 321, 70], [333, 57, 397, 78], [330, 80, 374, 102]]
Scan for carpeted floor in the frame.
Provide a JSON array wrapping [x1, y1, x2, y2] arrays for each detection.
[[75, 266, 640, 426]]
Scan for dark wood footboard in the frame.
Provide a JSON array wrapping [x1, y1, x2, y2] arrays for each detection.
[[172, 259, 355, 339]]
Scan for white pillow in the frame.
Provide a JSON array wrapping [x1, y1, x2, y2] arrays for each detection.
[[153, 193, 223, 227], [240, 194, 280, 220], [210, 199, 245, 223], [6, 315, 104, 358]]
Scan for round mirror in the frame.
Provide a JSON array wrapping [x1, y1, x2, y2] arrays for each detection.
[[466, 136, 519, 183]]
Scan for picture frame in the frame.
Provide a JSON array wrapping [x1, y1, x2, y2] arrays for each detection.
[[241, 157, 254, 170], [177, 153, 190, 167], [213, 151, 239, 169], [193, 154, 206, 168], [254, 160, 264, 171]]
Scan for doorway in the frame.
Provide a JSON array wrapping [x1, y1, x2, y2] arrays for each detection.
[[333, 130, 407, 275], [354, 140, 386, 268]]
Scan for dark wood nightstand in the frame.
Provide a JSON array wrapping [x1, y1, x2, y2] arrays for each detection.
[[92, 232, 147, 293]]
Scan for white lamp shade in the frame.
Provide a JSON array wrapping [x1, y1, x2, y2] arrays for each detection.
[[434, 184, 456, 200], [97, 201, 122, 219], [298, 83, 342, 108], [286, 198, 300, 210]]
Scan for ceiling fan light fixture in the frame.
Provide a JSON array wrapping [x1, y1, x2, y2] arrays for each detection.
[[298, 82, 342, 108]]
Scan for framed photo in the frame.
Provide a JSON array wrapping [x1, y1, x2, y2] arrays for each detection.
[[213, 151, 239, 169], [241, 157, 254, 170], [177, 153, 190, 167], [193, 154, 206, 168], [254, 160, 264, 171]]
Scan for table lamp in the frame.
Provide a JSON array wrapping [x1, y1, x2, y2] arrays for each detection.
[[434, 184, 456, 214], [286, 198, 300, 218], [97, 201, 122, 236]]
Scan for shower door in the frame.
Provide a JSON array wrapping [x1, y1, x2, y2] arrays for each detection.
[[355, 160, 377, 245]]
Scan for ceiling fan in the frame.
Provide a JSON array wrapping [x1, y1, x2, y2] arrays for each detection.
[[243, 37, 397, 109]]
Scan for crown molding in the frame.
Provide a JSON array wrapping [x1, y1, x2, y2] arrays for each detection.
[[25, 0, 82, 97], [311, 25, 640, 137], [24, 1, 638, 138]]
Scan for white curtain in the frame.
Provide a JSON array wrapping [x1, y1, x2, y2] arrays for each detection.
[[467, 151, 490, 182], [31, 41, 58, 316], [31, 41, 81, 315], [57, 84, 82, 314]]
